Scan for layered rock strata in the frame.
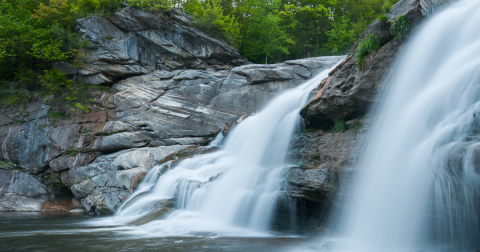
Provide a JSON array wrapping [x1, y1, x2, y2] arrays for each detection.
[[0, 10, 343, 213]]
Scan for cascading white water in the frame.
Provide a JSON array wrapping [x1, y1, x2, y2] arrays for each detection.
[[92, 63, 342, 236], [324, 0, 480, 251]]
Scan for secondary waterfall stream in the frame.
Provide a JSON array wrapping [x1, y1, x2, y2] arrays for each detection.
[[90, 64, 339, 236], [321, 0, 480, 251]]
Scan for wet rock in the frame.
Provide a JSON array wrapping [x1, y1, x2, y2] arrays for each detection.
[[0, 169, 55, 211], [274, 119, 370, 231], [222, 113, 253, 136], [0, 194, 46, 211], [70, 208, 87, 213], [41, 199, 81, 212], [285, 167, 338, 202], [7, 171, 49, 198], [66, 145, 192, 213], [127, 199, 175, 225]]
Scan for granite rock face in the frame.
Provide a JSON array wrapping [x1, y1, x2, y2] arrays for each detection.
[[65, 145, 192, 214], [0, 165, 80, 212], [69, 7, 245, 85], [1, 36, 343, 213]]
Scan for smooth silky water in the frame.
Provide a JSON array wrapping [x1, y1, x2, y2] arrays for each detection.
[[293, 0, 480, 251], [80, 60, 341, 238], [0, 63, 342, 251], [3, 1, 480, 250], [0, 212, 306, 252]]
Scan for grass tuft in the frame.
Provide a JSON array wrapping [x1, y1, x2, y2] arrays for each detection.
[[392, 15, 409, 41], [332, 118, 346, 132], [356, 33, 381, 69]]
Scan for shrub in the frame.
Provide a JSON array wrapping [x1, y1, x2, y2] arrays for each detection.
[[72, 0, 123, 15], [379, 15, 388, 23], [332, 118, 346, 132], [392, 14, 409, 41], [0, 87, 31, 107], [193, 0, 241, 48], [382, 2, 392, 13], [48, 111, 66, 118], [127, 0, 172, 12], [356, 33, 381, 68], [38, 68, 72, 96]]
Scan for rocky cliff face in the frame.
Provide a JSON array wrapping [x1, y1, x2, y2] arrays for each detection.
[[56, 8, 245, 85], [300, 0, 430, 128], [0, 6, 343, 214]]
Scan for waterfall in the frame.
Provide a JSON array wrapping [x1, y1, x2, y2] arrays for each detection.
[[325, 0, 480, 251], [92, 64, 341, 236]]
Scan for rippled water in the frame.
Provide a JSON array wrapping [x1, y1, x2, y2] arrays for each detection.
[[0, 212, 309, 252]]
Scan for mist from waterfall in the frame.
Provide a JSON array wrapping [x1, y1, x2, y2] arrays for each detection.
[[323, 0, 480, 251], [88, 63, 340, 237]]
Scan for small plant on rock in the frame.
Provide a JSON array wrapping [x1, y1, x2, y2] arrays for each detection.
[[332, 118, 347, 132], [392, 15, 409, 41], [379, 15, 388, 23], [356, 33, 381, 69], [67, 149, 79, 156], [382, 2, 392, 13]]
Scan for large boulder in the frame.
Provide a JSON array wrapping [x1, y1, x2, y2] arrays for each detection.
[[300, 0, 427, 127], [0, 168, 55, 211]]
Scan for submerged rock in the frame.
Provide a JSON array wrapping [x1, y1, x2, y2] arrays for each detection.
[[127, 199, 175, 226]]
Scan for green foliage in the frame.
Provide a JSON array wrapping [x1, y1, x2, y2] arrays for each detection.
[[0, 87, 31, 107], [72, 102, 90, 113], [382, 2, 392, 13], [379, 14, 388, 23], [0, 159, 15, 169], [332, 118, 346, 132], [324, 15, 356, 54], [39, 68, 72, 95], [193, 0, 241, 48], [127, 0, 172, 12], [1, 0, 390, 109], [67, 149, 79, 156], [48, 111, 66, 118], [356, 33, 381, 68], [72, 0, 123, 16], [392, 14, 409, 41]]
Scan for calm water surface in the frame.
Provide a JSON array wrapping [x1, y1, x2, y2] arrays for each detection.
[[0, 212, 308, 252]]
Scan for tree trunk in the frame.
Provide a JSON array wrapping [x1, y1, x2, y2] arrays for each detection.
[[265, 52, 268, 64]]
